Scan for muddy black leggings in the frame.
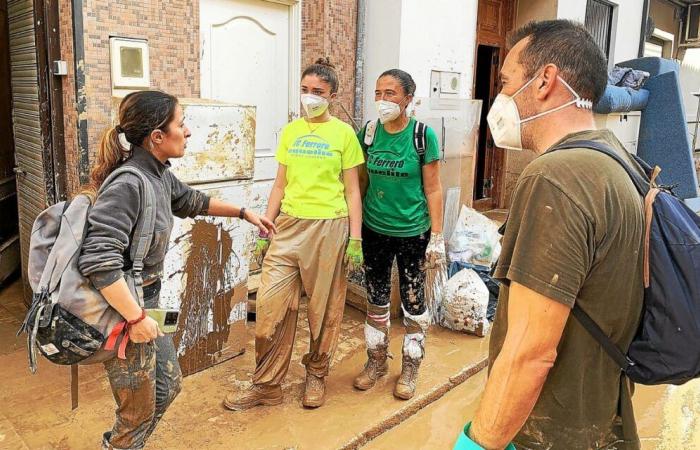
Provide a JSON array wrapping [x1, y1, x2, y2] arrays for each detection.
[[362, 224, 430, 316]]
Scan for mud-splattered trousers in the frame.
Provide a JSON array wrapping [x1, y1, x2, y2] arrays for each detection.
[[362, 225, 431, 358], [253, 214, 348, 386], [102, 289, 182, 450]]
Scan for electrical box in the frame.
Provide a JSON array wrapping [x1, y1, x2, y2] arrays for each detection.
[[110, 37, 150, 92], [430, 70, 462, 110], [52, 60, 68, 76]]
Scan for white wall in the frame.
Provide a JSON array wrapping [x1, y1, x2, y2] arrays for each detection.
[[608, 0, 643, 64], [556, 0, 642, 65], [556, 0, 586, 22], [363, 0, 478, 121], [398, 0, 478, 99], [363, 0, 403, 121]]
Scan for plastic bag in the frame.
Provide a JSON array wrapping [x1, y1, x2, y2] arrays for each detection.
[[441, 268, 490, 337], [448, 206, 501, 267], [424, 262, 448, 325]]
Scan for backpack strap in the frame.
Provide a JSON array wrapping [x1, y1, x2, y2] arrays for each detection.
[[363, 120, 378, 149], [99, 166, 158, 301], [413, 121, 427, 165], [548, 139, 649, 373], [571, 304, 635, 372], [548, 140, 650, 196], [100, 166, 157, 359]]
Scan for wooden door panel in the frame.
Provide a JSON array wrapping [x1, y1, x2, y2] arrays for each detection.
[[473, 0, 515, 210]]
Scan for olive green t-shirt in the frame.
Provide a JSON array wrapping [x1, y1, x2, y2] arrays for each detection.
[[490, 130, 645, 449], [358, 118, 440, 237]]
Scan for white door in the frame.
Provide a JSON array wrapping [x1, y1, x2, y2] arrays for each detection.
[[201, 0, 295, 156]]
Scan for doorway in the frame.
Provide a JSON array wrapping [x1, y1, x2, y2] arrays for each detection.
[[473, 44, 500, 208], [0, 0, 20, 286], [472, 0, 516, 211]]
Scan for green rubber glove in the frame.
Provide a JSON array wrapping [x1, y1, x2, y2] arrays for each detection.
[[453, 423, 515, 450], [344, 238, 364, 274], [253, 236, 270, 266]]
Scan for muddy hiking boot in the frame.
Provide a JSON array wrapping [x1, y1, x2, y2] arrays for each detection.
[[394, 355, 421, 400], [353, 347, 389, 390], [223, 383, 283, 411], [302, 372, 326, 408]]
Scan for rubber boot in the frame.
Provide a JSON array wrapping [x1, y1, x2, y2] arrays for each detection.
[[353, 347, 389, 390], [223, 383, 283, 411], [302, 372, 326, 408]]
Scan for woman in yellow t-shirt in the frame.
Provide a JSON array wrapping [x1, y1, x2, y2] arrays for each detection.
[[223, 58, 364, 411]]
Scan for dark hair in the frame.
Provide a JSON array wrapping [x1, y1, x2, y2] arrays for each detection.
[[88, 90, 178, 192], [302, 57, 339, 93], [508, 20, 608, 103], [379, 69, 416, 97]]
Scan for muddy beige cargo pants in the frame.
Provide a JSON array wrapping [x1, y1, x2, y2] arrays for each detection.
[[253, 214, 349, 386]]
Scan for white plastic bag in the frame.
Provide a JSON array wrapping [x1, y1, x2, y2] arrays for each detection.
[[448, 206, 501, 267], [441, 268, 491, 337], [424, 262, 448, 325]]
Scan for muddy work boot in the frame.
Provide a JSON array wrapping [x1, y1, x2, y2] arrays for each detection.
[[353, 347, 389, 390], [394, 355, 421, 400], [223, 383, 283, 411], [302, 372, 326, 408]]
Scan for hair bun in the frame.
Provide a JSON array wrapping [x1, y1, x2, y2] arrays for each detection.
[[314, 57, 335, 69]]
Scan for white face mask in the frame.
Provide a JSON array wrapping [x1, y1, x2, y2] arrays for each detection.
[[486, 74, 593, 151], [375, 99, 406, 124], [301, 93, 329, 119]]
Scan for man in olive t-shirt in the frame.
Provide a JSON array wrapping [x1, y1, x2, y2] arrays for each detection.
[[460, 21, 644, 450]]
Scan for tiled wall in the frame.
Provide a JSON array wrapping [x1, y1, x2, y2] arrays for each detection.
[[302, 0, 359, 126]]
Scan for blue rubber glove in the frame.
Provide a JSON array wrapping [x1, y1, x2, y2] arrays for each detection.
[[453, 423, 516, 450]]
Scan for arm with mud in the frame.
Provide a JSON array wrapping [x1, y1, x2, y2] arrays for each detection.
[[469, 282, 570, 449]]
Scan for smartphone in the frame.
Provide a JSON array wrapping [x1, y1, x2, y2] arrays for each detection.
[[146, 309, 180, 334]]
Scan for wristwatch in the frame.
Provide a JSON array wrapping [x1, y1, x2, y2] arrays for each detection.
[[239, 207, 247, 220]]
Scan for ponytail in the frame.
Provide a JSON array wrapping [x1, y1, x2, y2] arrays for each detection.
[[85, 126, 131, 196]]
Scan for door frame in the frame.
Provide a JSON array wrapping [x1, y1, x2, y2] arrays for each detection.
[[472, 0, 516, 211], [35, 0, 67, 203]]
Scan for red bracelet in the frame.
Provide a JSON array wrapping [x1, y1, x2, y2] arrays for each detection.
[[127, 308, 147, 326]]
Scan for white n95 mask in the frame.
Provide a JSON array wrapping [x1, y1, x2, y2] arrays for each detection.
[[301, 94, 329, 119], [375, 100, 402, 124], [486, 74, 593, 151]]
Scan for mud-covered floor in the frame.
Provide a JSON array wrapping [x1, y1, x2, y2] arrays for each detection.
[[0, 279, 698, 449]]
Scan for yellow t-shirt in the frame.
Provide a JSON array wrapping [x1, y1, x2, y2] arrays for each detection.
[[276, 117, 364, 219]]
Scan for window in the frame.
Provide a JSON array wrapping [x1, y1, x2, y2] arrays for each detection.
[[644, 29, 675, 59], [585, 0, 614, 57]]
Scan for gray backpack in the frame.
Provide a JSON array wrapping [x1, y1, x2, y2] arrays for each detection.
[[18, 166, 156, 372]]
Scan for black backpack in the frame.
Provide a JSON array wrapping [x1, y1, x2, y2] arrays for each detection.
[[550, 140, 700, 385], [362, 119, 428, 164]]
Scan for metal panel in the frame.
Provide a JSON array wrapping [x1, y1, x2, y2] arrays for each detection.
[[161, 181, 254, 376], [7, 0, 48, 293], [169, 100, 256, 185], [585, 0, 614, 57]]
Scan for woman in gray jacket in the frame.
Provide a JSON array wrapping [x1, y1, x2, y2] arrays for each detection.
[[78, 90, 276, 450]]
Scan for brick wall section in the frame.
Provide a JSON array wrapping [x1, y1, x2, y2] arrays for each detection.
[[77, 0, 200, 194], [302, 0, 358, 125]]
